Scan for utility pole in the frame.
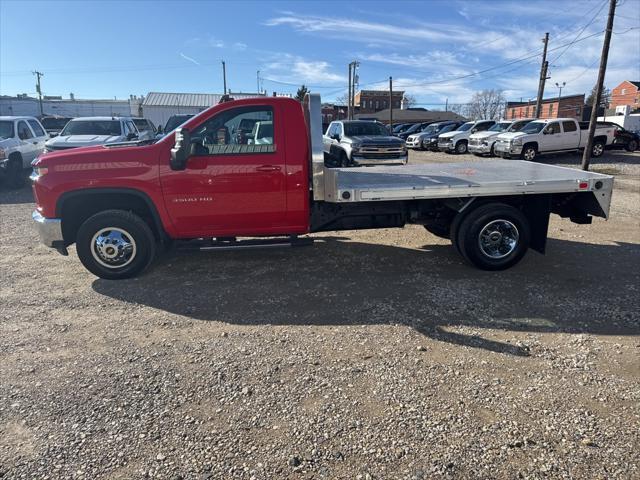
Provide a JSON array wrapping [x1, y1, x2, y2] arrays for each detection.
[[347, 63, 352, 120], [221, 60, 227, 94], [348, 60, 359, 120], [445, 98, 448, 112], [534, 33, 550, 118], [389, 77, 393, 130], [32, 70, 44, 116], [257, 70, 260, 93], [555, 81, 566, 117], [582, 0, 616, 171]]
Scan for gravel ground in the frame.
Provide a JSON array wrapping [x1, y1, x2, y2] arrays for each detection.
[[1, 149, 639, 479]]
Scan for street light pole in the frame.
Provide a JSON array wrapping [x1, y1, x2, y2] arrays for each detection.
[[555, 81, 565, 118]]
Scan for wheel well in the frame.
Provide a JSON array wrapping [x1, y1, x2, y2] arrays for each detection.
[[8, 151, 22, 163], [57, 190, 164, 245], [522, 142, 538, 151], [593, 135, 607, 144]]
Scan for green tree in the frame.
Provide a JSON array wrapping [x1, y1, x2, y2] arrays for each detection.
[[586, 84, 611, 108], [295, 85, 309, 102]]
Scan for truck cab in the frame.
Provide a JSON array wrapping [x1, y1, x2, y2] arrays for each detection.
[[437, 120, 495, 154], [468, 119, 534, 156], [0, 116, 49, 187]]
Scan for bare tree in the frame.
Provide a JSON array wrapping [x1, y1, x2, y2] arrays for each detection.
[[334, 92, 349, 106], [466, 89, 506, 120], [402, 94, 417, 108]]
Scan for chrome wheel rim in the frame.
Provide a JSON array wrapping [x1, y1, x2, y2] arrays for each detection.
[[523, 148, 535, 160], [592, 143, 604, 156], [478, 219, 519, 259], [91, 227, 137, 269], [456, 142, 466, 153]]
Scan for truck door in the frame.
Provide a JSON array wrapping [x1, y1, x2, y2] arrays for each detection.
[[27, 119, 49, 161], [160, 104, 287, 237], [16, 120, 39, 165], [561, 120, 579, 149], [542, 121, 563, 151]]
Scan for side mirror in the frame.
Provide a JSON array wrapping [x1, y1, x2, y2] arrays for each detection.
[[170, 128, 191, 171], [471, 128, 478, 133], [127, 133, 138, 141], [156, 125, 163, 134], [50, 132, 59, 138], [332, 133, 340, 141], [543, 129, 550, 135]]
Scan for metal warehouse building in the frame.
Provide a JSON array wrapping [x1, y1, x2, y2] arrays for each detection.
[[0, 94, 139, 117], [143, 91, 266, 129]]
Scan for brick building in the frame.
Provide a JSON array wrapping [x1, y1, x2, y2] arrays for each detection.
[[504, 94, 585, 120], [355, 90, 404, 114], [609, 80, 640, 111]]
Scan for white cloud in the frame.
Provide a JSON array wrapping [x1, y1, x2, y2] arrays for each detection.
[[262, 53, 346, 85], [179, 53, 200, 66]]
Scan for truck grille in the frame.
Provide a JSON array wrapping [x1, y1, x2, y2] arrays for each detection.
[[469, 138, 482, 146], [357, 146, 405, 158]]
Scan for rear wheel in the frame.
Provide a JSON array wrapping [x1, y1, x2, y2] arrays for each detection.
[[591, 140, 605, 157], [76, 210, 156, 279], [626, 139, 638, 152], [6, 155, 25, 189], [455, 203, 530, 270], [423, 223, 450, 240]]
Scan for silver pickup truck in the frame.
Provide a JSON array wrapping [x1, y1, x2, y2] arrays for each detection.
[[0, 116, 49, 188], [323, 120, 407, 167], [494, 118, 616, 161]]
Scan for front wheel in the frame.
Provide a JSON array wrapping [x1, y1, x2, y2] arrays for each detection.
[[455, 141, 468, 154], [76, 210, 157, 279], [6, 157, 25, 189], [454, 203, 530, 271], [521, 145, 537, 161]]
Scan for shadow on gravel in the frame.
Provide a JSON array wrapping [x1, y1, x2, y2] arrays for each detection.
[[93, 236, 640, 356], [531, 150, 640, 167], [0, 183, 34, 205]]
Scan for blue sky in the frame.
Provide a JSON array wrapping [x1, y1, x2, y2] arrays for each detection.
[[1, 0, 639, 107]]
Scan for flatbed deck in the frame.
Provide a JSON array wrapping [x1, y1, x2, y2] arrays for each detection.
[[323, 160, 613, 217]]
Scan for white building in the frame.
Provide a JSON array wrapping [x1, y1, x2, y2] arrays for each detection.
[[0, 94, 141, 118], [598, 105, 640, 131], [142, 91, 266, 128]]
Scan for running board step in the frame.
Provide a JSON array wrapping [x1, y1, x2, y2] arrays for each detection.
[[177, 235, 314, 252]]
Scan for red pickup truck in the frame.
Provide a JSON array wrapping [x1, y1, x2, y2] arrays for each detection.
[[31, 94, 614, 279]]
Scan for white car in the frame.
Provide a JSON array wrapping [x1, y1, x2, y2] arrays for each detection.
[[494, 118, 616, 161], [248, 120, 274, 145], [0, 116, 49, 187], [44, 117, 140, 152], [132, 118, 157, 142], [437, 120, 495, 154], [468, 119, 534, 156]]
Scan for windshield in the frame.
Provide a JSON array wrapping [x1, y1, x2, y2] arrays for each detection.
[[61, 120, 122, 136], [519, 122, 546, 134], [488, 122, 511, 132], [133, 119, 151, 131], [344, 122, 389, 137], [510, 120, 533, 131], [440, 123, 458, 133], [41, 117, 71, 131], [164, 115, 194, 133], [422, 124, 439, 134], [457, 122, 474, 132], [0, 121, 14, 139]]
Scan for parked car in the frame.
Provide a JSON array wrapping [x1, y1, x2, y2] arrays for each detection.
[[160, 114, 195, 135], [406, 121, 464, 150], [438, 120, 496, 154], [40, 116, 73, 136], [44, 117, 140, 152], [396, 122, 434, 140], [0, 116, 49, 187], [494, 118, 616, 161], [392, 123, 413, 135], [468, 119, 534, 156], [132, 118, 157, 141], [597, 122, 639, 152], [247, 121, 273, 145], [323, 120, 407, 167]]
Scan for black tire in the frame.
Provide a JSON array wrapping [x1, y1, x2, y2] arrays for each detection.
[[455, 203, 530, 271], [489, 144, 496, 157], [423, 223, 450, 240], [455, 141, 468, 154], [6, 155, 25, 189], [591, 140, 605, 158], [76, 210, 156, 280], [521, 144, 537, 162], [626, 139, 638, 152]]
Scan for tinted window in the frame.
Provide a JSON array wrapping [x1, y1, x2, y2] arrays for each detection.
[[191, 106, 274, 155], [164, 115, 194, 133], [133, 119, 151, 131], [510, 120, 532, 131], [457, 122, 474, 132], [547, 123, 561, 134], [440, 123, 458, 133], [61, 120, 122, 136], [562, 121, 577, 132], [520, 122, 545, 134], [17, 121, 33, 140], [28, 120, 46, 137], [343, 122, 388, 136], [0, 121, 15, 139], [41, 117, 72, 131], [475, 122, 494, 131], [488, 122, 511, 132]]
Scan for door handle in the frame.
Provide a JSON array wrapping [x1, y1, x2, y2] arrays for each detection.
[[255, 165, 281, 172]]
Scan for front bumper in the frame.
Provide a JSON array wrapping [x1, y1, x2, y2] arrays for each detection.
[[32, 210, 67, 254], [352, 154, 408, 166], [437, 142, 455, 152], [494, 142, 522, 158], [468, 143, 491, 154], [405, 138, 422, 149]]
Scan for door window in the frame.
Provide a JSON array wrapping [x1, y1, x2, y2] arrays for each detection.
[[28, 120, 46, 137], [191, 106, 274, 155], [547, 122, 561, 134], [17, 121, 33, 140], [562, 121, 577, 132]]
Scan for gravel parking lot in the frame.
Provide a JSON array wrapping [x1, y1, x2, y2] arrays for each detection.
[[1, 150, 639, 479]]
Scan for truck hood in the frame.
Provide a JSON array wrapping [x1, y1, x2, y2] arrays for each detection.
[[0, 137, 19, 148], [496, 132, 527, 141], [411, 131, 440, 140], [438, 131, 461, 140], [46, 134, 123, 147], [350, 135, 404, 145], [470, 131, 499, 140]]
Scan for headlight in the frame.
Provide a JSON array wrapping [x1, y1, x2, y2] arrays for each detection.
[[482, 140, 489, 146], [512, 138, 523, 146]]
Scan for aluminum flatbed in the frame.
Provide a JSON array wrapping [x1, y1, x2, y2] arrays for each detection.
[[322, 160, 613, 217]]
